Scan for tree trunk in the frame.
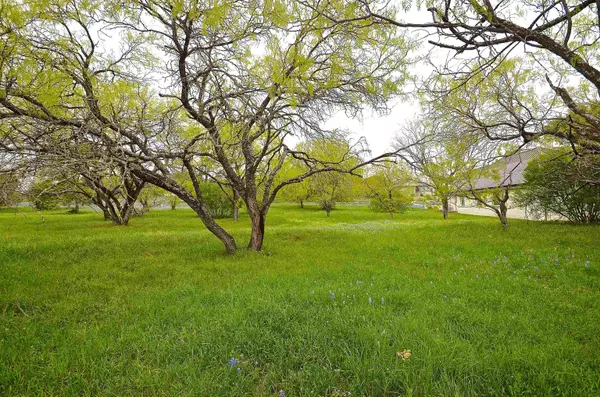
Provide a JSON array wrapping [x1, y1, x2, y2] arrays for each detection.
[[442, 197, 449, 220], [233, 191, 239, 221], [73, 202, 80, 214], [119, 205, 134, 226], [499, 194, 509, 229], [499, 209, 508, 229], [326, 208, 331, 217], [132, 169, 238, 253], [103, 209, 111, 221], [247, 203, 265, 251], [300, 200, 304, 209], [191, 201, 238, 253]]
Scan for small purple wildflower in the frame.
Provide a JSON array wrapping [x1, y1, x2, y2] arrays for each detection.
[[229, 358, 238, 367], [279, 390, 285, 397], [237, 367, 241, 373], [585, 261, 590, 268], [329, 290, 335, 299], [368, 297, 373, 304]]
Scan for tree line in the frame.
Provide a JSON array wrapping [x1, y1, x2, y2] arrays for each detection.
[[1, 0, 599, 252]]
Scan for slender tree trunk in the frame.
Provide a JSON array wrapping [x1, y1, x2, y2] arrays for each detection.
[[246, 197, 265, 251], [119, 204, 135, 226], [132, 170, 238, 253], [96, 194, 111, 221], [233, 191, 239, 221], [188, 200, 238, 252], [326, 208, 331, 217], [248, 212, 265, 251], [73, 202, 80, 214], [442, 197, 449, 220], [300, 200, 304, 209], [499, 206, 508, 229], [498, 191, 509, 229], [108, 207, 123, 225]]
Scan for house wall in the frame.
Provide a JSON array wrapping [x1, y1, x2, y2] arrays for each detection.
[[450, 194, 561, 221]]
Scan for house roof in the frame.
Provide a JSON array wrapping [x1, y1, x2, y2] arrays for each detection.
[[472, 147, 542, 190]]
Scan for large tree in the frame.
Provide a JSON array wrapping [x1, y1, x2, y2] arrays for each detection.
[[364, 162, 413, 218], [395, 117, 482, 219], [0, 0, 412, 252], [342, 0, 600, 154]]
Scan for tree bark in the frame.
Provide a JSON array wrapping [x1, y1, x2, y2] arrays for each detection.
[[133, 169, 238, 253], [233, 191, 239, 221], [246, 197, 265, 251], [499, 205, 508, 229], [300, 200, 304, 209], [188, 200, 238, 253], [442, 197, 449, 220], [498, 191, 509, 229]]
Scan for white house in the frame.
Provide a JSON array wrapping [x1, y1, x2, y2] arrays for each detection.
[[453, 148, 545, 220]]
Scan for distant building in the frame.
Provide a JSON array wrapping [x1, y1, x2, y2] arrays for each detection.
[[453, 148, 546, 219]]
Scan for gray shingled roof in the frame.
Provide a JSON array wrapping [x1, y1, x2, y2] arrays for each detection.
[[472, 148, 542, 190]]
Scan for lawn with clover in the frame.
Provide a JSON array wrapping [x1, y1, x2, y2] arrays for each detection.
[[1, 204, 599, 396]]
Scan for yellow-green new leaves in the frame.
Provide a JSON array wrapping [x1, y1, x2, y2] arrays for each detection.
[[263, 0, 289, 27]]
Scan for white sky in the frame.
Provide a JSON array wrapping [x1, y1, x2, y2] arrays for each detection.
[[325, 99, 421, 155], [325, 6, 433, 156]]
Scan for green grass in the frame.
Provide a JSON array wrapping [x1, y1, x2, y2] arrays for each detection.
[[1, 204, 599, 396]]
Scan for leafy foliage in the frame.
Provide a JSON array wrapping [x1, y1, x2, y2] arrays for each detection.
[[517, 149, 600, 223], [27, 179, 60, 210], [0, 172, 21, 207], [201, 182, 234, 219], [365, 163, 413, 217]]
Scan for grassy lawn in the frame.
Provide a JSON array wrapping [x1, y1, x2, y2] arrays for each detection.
[[1, 204, 599, 396]]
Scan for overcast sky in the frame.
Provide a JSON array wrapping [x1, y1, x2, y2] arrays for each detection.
[[323, 6, 436, 156]]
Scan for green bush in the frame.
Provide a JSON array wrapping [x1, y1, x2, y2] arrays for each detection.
[[517, 149, 600, 223], [201, 182, 233, 218], [28, 180, 60, 210], [0, 173, 21, 207], [369, 194, 412, 217]]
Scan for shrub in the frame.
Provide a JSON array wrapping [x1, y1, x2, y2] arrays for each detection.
[[0, 173, 21, 207], [369, 194, 412, 217], [201, 182, 233, 218], [516, 149, 600, 223], [28, 180, 60, 210]]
